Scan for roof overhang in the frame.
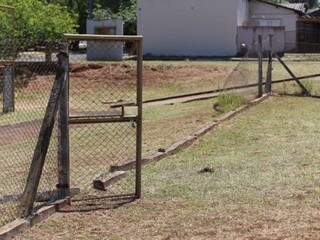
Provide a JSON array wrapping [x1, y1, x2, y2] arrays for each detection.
[[250, 0, 305, 16]]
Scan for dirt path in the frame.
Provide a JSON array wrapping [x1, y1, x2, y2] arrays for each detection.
[[0, 120, 42, 145]]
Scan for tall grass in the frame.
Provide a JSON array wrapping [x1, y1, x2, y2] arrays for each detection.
[[215, 93, 247, 113]]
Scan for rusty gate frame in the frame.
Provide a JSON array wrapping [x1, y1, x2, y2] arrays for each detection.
[[63, 34, 143, 199]]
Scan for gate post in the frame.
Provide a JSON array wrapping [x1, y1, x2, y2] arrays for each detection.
[[21, 51, 69, 217], [257, 35, 263, 98], [57, 44, 70, 198], [135, 38, 143, 199], [3, 64, 15, 113], [265, 34, 273, 94]]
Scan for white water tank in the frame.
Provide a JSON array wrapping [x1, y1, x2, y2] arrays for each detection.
[[86, 19, 124, 61]]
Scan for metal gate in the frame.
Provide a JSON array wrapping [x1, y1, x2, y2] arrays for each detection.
[[64, 34, 143, 209]]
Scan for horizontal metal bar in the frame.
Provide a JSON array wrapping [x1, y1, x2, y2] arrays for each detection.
[[69, 116, 137, 124], [273, 73, 320, 83], [64, 34, 143, 42], [110, 102, 136, 108], [141, 73, 320, 105]]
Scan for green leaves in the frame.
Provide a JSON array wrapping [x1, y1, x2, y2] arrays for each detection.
[[0, 0, 77, 46]]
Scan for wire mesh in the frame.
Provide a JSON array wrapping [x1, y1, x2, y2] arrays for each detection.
[[0, 39, 61, 227], [66, 37, 140, 209], [140, 57, 264, 161], [270, 29, 320, 96]]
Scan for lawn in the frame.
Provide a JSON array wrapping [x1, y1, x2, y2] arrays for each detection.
[[13, 96, 320, 240]]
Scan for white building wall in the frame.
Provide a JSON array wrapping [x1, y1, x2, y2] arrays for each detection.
[[238, 0, 250, 26], [137, 0, 240, 57], [250, 0, 299, 50], [237, 26, 286, 54], [86, 19, 124, 60]]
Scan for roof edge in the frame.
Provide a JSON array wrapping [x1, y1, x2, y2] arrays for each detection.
[[251, 0, 305, 15]]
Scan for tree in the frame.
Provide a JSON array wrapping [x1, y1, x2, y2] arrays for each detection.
[[43, 0, 88, 34], [92, 0, 137, 35], [0, 0, 77, 50], [40, 0, 138, 35]]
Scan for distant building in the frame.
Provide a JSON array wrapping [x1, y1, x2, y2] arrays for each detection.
[[137, 0, 315, 57]]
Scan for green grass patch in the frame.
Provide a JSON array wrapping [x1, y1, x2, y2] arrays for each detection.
[[215, 93, 247, 112]]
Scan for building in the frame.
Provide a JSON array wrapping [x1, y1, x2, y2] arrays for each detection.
[[137, 0, 306, 57], [238, 0, 304, 55]]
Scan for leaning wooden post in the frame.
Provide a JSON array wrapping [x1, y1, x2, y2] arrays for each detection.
[[258, 35, 263, 98], [265, 34, 273, 93], [3, 64, 15, 113], [135, 38, 143, 199], [20, 51, 68, 217], [57, 43, 70, 199]]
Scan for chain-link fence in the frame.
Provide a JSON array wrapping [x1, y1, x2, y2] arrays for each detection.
[[64, 34, 142, 211], [0, 33, 143, 224], [0, 37, 62, 226]]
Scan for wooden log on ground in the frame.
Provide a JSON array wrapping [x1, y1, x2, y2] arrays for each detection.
[[93, 171, 127, 191]]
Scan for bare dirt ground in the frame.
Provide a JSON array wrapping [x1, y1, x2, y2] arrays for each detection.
[[70, 63, 230, 88], [0, 120, 41, 145]]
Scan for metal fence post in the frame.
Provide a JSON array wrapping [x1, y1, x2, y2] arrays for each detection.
[[265, 34, 273, 93], [3, 64, 15, 113], [258, 35, 263, 97], [57, 44, 70, 198], [135, 38, 143, 199]]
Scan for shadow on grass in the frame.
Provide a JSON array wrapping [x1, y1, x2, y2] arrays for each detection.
[[59, 194, 136, 213]]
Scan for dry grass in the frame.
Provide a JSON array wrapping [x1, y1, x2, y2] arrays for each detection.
[[13, 96, 320, 240]]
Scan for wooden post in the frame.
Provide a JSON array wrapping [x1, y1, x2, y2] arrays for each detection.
[[20, 51, 68, 217], [135, 39, 143, 199], [265, 34, 273, 93], [258, 35, 263, 98], [3, 65, 15, 113], [57, 44, 70, 198]]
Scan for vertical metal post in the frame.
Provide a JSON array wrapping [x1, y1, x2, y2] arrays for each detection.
[[265, 34, 273, 93], [57, 45, 70, 198], [135, 38, 143, 199], [3, 64, 15, 113], [258, 35, 263, 98]]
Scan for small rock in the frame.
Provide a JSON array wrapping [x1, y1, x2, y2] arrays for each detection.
[[199, 167, 215, 174], [158, 148, 166, 153], [213, 103, 223, 113]]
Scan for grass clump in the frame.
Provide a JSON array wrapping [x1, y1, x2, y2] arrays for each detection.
[[215, 93, 247, 113]]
